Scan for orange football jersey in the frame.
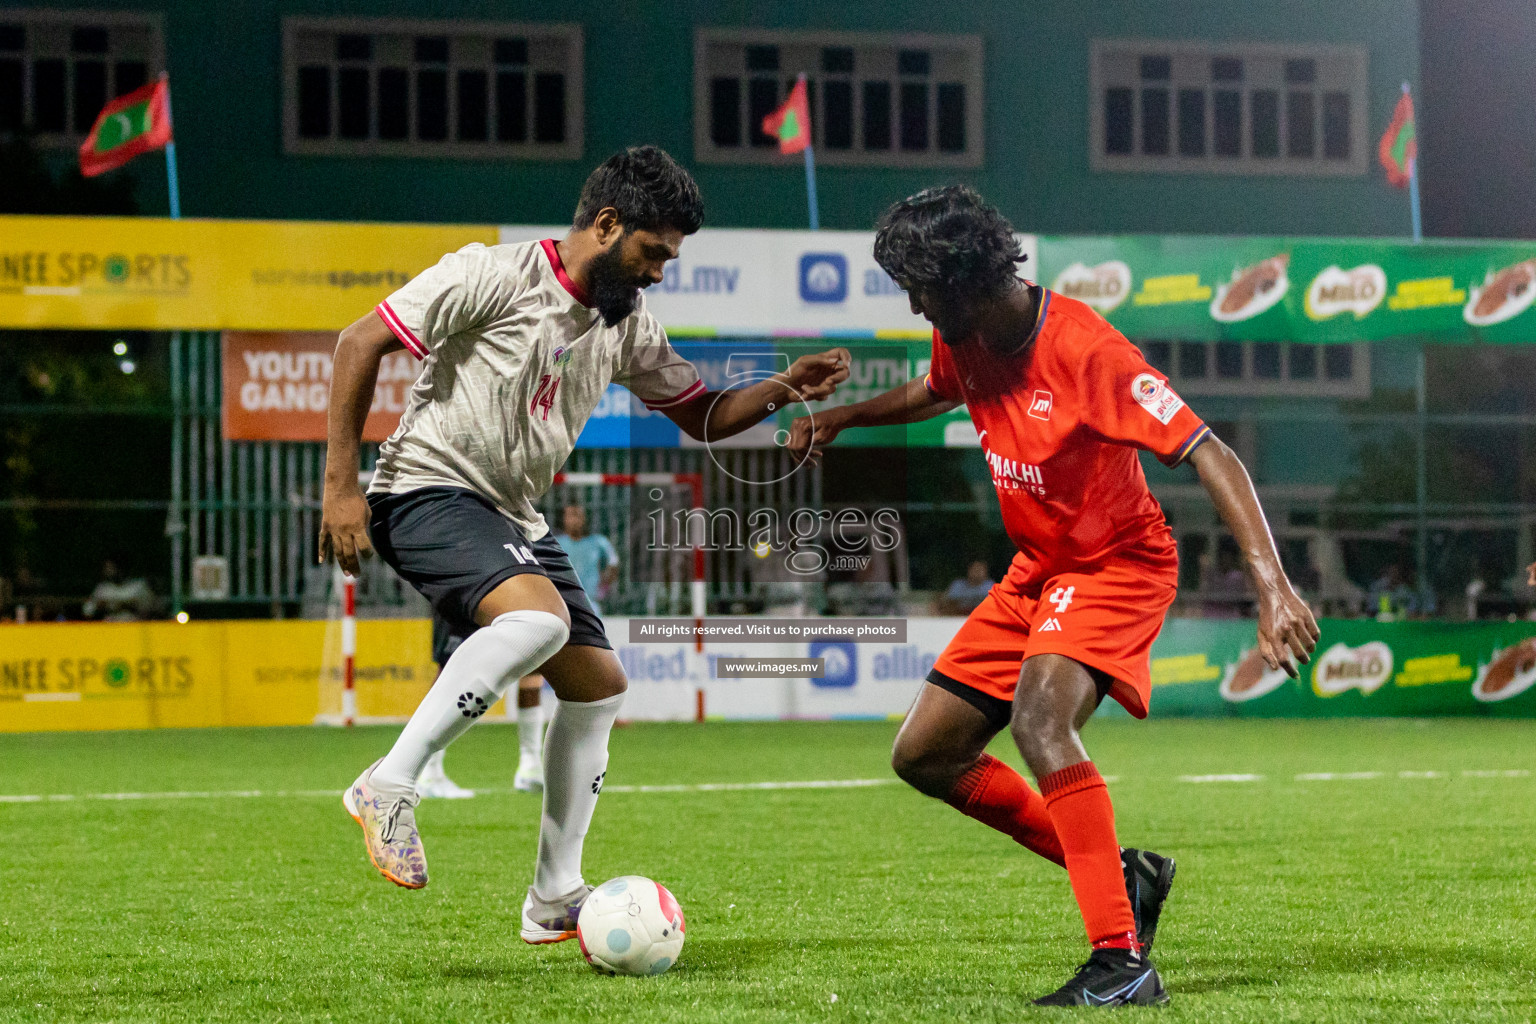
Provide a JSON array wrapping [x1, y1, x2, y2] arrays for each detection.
[[925, 289, 1210, 588]]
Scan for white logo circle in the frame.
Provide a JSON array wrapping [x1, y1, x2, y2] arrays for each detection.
[[804, 260, 842, 296]]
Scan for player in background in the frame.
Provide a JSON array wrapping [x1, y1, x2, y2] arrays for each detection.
[[414, 615, 547, 799], [319, 146, 851, 943], [554, 504, 620, 613], [790, 186, 1318, 1006]]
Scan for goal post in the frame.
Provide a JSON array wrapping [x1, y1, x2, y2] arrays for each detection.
[[314, 564, 366, 726], [550, 471, 706, 636]]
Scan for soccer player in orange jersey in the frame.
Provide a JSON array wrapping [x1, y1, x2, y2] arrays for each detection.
[[789, 186, 1319, 1007]]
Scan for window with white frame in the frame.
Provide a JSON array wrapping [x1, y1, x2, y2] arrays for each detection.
[[1140, 340, 1370, 399], [282, 18, 583, 159], [695, 29, 983, 168], [1090, 40, 1368, 175], [0, 10, 162, 145]]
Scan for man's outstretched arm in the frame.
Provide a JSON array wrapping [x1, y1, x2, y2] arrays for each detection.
[[787, 377, 960, 463], [319, 311, 403, 575], [662, 348, 852, 441], [1189, 436, 1320, 677]]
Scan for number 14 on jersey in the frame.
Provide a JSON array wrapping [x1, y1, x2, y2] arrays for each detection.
[[531, 375, 561, 421]]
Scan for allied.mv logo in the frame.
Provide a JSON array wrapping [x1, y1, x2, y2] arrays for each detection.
[[798, 253, 848, 303], [1028, 390, 1054, 421]]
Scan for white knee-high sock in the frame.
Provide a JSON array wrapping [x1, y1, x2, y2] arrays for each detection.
[[533, 692, 623, 897], [372, 610, 568, 795], [518, 700, 544, 763]]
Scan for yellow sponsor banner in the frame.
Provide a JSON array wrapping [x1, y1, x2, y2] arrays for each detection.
[[0, 216, 497, 331], [0, 621, 226, 732], [0, 619, 438, 733]]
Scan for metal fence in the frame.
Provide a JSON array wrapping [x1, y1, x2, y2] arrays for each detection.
[[8, 331, 1535, 621], [166, 332, 822, 616]]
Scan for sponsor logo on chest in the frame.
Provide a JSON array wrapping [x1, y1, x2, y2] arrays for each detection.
[[979, 430, 1046, 497]]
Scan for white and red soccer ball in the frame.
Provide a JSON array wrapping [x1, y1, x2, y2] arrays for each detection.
[[577, 875, 686, 976]]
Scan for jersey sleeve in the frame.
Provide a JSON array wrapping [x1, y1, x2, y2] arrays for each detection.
[[614, 315, 706, 411], [924, 330, 964, 402], [597, 534, 619, 568], [1079, 333, 1210, 467], [374, 243, 503, 360]]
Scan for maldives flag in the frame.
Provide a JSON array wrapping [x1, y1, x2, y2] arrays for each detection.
[[79, 78, 173, 177], [1378, 90, 1416, 189], [761, 76, 811, 154]]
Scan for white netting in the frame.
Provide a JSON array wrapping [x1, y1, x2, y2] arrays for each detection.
[[314, 564, 354, 725]]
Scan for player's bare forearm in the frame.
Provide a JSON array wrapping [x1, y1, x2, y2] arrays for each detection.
[[786, 379, 957, 463], [1191, 436, 1320, 674], [665, 347, 851, 441], [841, 378, 958, 429], [325, 313, 402, 481], [319, 312, 402, 571], [1190, 438, 1285, 589]]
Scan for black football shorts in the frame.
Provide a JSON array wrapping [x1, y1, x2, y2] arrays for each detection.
[[368, 485, 611, 654]]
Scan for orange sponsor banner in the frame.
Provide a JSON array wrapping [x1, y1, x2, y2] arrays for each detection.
[[221, 330, 421, 442]]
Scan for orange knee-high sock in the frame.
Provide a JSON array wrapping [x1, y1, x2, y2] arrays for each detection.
[[1040, 760, 1138, 951], [945, 753, 1066, 867]]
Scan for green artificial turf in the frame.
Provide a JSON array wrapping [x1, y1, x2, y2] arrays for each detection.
[[3, 718, 1534, 1022]]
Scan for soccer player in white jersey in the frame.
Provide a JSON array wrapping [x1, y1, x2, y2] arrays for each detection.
[[318, 146, 850, 943]]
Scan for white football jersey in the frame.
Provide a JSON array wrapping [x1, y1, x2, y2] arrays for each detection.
[[369, 239, 704, 539]]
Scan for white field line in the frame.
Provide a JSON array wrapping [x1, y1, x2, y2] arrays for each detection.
[[1178, 773, 1264, 783], [0, 778, 902, 804], [0, 769, 1526, 806]]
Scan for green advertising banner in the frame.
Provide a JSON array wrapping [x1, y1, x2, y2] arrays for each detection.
[[768, 339, 969, 448], [1039, 235, 1536, 345], [1138, 618, 1536, 718], [775, 234, 1536, 445]]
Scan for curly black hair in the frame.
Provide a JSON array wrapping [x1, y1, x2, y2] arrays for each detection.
[[573, 145, 705, 235], [873, 185, 1026, 301]]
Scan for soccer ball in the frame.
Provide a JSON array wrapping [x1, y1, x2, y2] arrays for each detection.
[[577, 875, 686, 976]]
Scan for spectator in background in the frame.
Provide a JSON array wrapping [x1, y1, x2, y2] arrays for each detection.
[[1369, 563, 1435, 620], [1200, 547, 1253, 619], [936, 560, 994, 616], [555, 504, 619, 612], [82, 560, 155, 621]]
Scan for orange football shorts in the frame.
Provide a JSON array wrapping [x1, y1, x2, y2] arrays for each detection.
[[930, 557, 1177, 720]]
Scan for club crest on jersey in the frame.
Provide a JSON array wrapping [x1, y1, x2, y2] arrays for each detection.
[[1028, 390, 1053, 421], [1131, 373, 1185, 425], [551, 346, 573, 367], [978, 430, 1046, 497]]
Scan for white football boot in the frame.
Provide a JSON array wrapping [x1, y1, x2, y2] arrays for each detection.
[[416, 750, 475, 800], [343, 759, 428, 888], [513, 752, 545, 792], [521, 882, 593, 944]]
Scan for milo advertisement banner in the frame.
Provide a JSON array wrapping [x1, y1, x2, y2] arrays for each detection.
[[1040, 236, 1536, 344], [1142, 618, 1536, 718]]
